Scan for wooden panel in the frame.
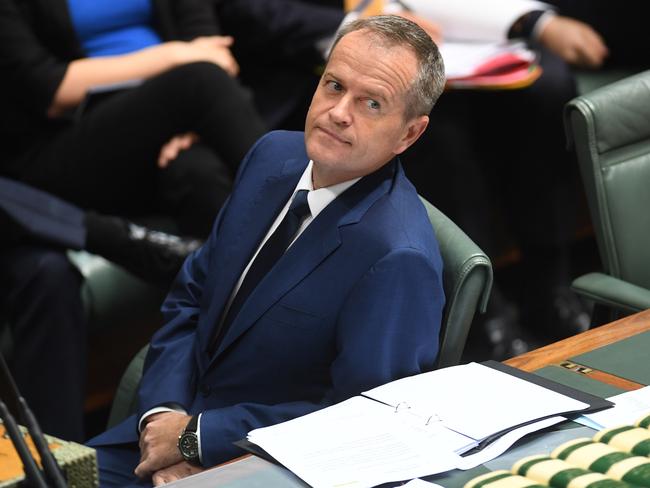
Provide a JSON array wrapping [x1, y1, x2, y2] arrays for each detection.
[[504, 309, 650, 391]]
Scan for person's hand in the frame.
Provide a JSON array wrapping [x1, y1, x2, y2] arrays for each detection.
[[539, 16, 608, 68], [158, 132, 199, 168], [134, 411, 191, 479], [175, 36, 240, 76], [392, 10, 443, 45], [152, 461, 205, 486]]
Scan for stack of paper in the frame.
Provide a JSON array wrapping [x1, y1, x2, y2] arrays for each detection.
[[246, 362, 608, 488], [440, 41, 542, 90]]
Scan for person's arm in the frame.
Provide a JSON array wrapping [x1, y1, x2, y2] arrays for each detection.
[[195, 247, 444, 467], [134, 132, 268, 420], [536, 15, 608, 68], [48, 36, 238, 116], [133, 246, 444, 476], [508, 8, 608, 68]]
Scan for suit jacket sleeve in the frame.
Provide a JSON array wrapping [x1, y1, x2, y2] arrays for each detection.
[[135, 219, 214, 416], [198, 246, 444, 466], [135, 134, 266, 418]]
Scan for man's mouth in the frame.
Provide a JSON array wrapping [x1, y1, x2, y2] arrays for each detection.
[[317, 127, 350, 145]]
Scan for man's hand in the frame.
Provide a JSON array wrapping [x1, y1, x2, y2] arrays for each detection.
[[539, 16, 608, 68], [158, 132, 199, 168], [393, 10, 443, 44], [152, 461, 205, 486], [135, 411, 191, 479]]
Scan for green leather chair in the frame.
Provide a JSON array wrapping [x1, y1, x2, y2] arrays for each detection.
[[419, 197, 493, 368], [106, 197, 493, 428], [565, 70, 650, 322], [0, 251, 165, 359]]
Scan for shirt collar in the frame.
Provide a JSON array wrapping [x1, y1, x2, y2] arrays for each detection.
[[293, 161, 361, 219]]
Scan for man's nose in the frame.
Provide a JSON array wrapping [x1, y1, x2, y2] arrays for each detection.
[[329, 96, 352, 126]]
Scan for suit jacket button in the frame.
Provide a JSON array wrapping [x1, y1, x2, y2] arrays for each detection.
[[200, 384, 211, 397]]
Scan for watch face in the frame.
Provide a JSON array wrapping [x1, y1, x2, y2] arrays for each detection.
[[179, 432, 199, 459]]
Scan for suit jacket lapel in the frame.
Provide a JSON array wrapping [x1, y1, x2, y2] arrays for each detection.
[[207, 160, 398, 365], [196, 157, 306, 359]]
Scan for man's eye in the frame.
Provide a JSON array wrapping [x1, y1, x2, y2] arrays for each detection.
[[326, 80, 343, 91], [366, 99, 381, 110]]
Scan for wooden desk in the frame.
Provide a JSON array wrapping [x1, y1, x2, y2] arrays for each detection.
[[505, 308, 650, 391]]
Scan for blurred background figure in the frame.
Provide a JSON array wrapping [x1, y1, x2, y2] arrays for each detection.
[[0, 0, 265, 441], [546, 0, 650, 70]]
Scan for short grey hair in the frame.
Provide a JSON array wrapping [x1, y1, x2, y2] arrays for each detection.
[[329, 15, 446, 120]]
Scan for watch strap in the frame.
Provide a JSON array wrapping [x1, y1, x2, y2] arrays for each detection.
[[184, 414, 199, 434]]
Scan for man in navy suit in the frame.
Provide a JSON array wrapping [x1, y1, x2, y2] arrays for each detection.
[[89, 15, 446, 486]]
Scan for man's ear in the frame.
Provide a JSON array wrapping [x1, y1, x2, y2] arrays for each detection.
[[394, 115, 429, 155]]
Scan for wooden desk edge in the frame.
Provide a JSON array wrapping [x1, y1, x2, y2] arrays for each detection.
[[504, 308, 650, 373]]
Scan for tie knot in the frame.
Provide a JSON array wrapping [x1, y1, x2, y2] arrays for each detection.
[[288, 190, 311, 219]]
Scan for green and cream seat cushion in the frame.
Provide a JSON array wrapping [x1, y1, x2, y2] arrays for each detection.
[[594, 426, 650, 457], [464, 470, 546, 488], [636, 414, 650, 430], [552, 438, 650, 487], [512, 455, 633, 488]]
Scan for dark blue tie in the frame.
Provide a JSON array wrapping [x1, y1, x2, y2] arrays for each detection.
[[210, 190, 311, 353]]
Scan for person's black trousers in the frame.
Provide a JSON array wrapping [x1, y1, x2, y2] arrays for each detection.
[[3, 61, 266, 237], [0, 246, 86, 442]]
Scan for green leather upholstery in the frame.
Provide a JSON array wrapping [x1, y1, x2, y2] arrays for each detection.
[[565, 69, 650, 317], [0, 251, 164, 361], [106, 199, 493, 427], [573, 68, 637, 97], [419, 197, 493, 368], [107, 344, 149, 429], [69, 251, 166, 334]]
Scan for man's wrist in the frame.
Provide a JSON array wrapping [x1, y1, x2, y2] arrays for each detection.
[[138, 403, 187, 433], [178, 414, 202, 466], [508, 9, 553, 41]]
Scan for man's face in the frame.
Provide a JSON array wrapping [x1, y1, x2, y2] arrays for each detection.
[[305, 29, 429, 189]]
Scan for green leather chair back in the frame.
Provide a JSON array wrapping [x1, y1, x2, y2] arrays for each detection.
[[107, 344, 148, 429], [566, 70, 650, 290], [419, 197, 492, 368], [107, 198, 493, 427]]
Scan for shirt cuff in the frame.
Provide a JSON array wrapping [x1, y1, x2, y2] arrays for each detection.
[[508, 8, 555, 40], [531, 9, 557, 41], [138, 405, 187, 433], [196, 412, 204, 465]]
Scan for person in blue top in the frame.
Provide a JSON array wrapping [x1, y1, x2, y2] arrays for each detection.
[[0, 0, 265, 257], [0, 0, 265, 442]]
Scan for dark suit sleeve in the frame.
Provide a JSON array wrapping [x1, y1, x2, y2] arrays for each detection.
[[135, 134, 268, 417], [198, 247, 444, 466], [0, 0, 69, 118], [135, 222, 214, 416], [217, 0, 345, 62]]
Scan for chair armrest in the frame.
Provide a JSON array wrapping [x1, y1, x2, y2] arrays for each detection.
[[106, 345, 149, 429], [572, 272, 650, 313]]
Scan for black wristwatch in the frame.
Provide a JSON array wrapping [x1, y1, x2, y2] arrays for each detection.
[[178, 414, 201, 466]]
